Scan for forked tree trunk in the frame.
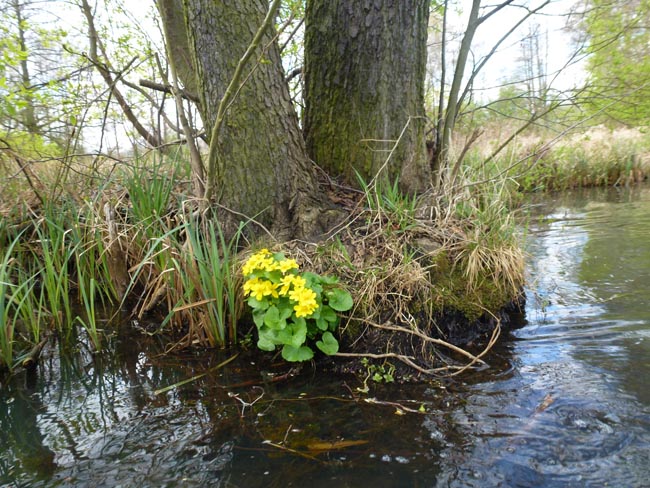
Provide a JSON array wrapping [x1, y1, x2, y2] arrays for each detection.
[[304, 0, 430, 194], [180, 0, 329, 238]]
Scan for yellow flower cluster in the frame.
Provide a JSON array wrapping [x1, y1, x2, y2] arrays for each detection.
[[242, 249, 319, 318], [243, 277, 279, 301], [289, 286, 318, 318], [242, 249, 298, 276]]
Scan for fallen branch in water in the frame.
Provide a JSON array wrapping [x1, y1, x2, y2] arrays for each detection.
[[22, 338, 48, 370], [261, 440, 324, 463], [153, 352, 239, 395], [335, 313, 501, 378]]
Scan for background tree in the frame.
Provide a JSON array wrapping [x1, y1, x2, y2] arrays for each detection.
[[578, 0, 650, 125], [429, 0, 557, 186], [303, 0, 430, 193], [0, 0, 79, 151], [517, 21, 549, 113]]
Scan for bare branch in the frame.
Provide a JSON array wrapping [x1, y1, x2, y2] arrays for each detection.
[[457, 1, 552, 111], [138, 78, 199, 103], [79, 0, 163, 149]]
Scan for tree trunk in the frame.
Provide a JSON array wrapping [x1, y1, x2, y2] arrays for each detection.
[[177, 0, 330, 239], [13, 0, 38, 135], [434, 0, 480, 187], [156, 0, 198, 98], [304, 0, 430, 194]]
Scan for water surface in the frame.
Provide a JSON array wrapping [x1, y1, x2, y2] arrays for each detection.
[[2, 185, 650, 487]]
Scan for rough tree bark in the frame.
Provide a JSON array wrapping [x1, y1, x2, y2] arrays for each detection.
[[156, 0, 198, 98], [304, 0, 430, 194], [177, 0, 332, 239]]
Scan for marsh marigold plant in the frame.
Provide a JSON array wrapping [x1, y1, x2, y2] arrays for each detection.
[[242, 249, 353, 362]]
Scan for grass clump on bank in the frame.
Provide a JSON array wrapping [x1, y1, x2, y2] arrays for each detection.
[[0, 150, 524, 379], [301, 175, 524, 377]]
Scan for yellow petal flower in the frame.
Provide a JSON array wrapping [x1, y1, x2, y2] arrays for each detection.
[[278, 275, 294, 296], [277, 259, 299, 273], [243, 277, 262, 296], [242, 249, 274, 276], [294, 298, 318, 318], [289, 285, 314, 303], [289, 286, 318, 317], [259, 279, 279, 299]]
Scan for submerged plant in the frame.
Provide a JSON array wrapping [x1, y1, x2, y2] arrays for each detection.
[[242, 249, 353, 362]]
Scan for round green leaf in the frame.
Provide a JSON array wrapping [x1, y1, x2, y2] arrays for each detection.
[[288, 320, 307, 348], [252, 309, 265, 328], [320, 305, 338, 322], [318, 274, 339, 285], [248, 296, 269, 310], [282, 345, 314, 362], [279, 306, 293, 321], [263, 306, 283, 329], [316, 316, 329, 331], [257, 334, 276, 352], [316, 331, 339, 355], [326, 288, 353, 311]]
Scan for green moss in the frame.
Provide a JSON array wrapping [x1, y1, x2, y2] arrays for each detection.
[[428, 256, 513, 323]]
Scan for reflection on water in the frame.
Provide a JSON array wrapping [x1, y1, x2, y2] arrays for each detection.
[[2, 185, 650, 487]]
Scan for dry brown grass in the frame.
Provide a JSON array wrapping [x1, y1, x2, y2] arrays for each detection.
[[274, 185, 526, 378], [460, 125, 650, 191]]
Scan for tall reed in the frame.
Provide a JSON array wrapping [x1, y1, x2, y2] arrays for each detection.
[[176, 220, 243, 347], [71, 207, 119, 305], [463, 126, 649, 192], [12, 267, 45, 345], [32, 207, 77, 332], [76, 271, 101, 351], [0, 233, 35, 370], [123, 156, 175, 232]]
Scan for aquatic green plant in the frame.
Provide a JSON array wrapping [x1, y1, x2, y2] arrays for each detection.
[[32, 210, 77, 332], [0, 235, 25, 369], [179, 220, 242, 347], [12, 267, 45, 346], [242, 249, 353, 362], [123, 156, 175, 228], [76, 268, 102, 351], [71, 209, 120, 305], [363, 357, 395, 383]]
